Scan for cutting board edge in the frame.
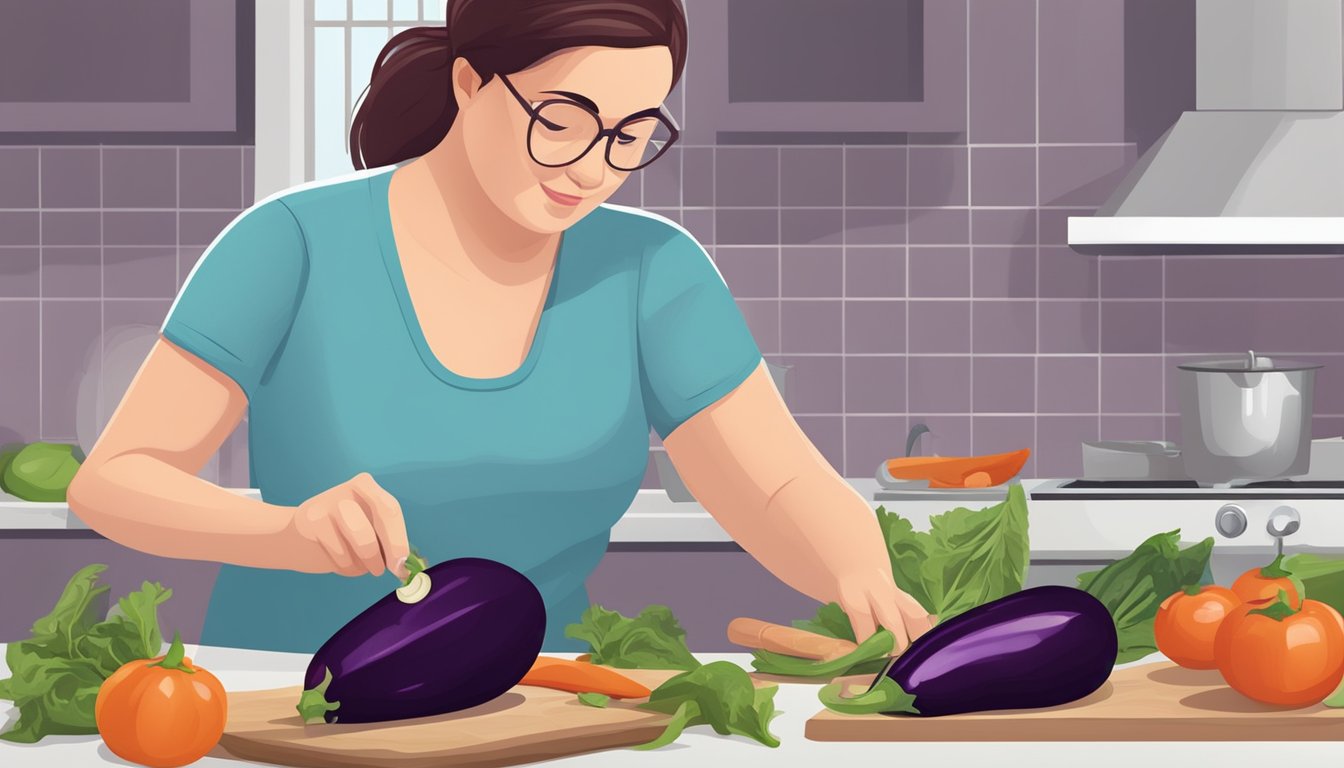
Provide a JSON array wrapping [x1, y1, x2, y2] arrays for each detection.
[[804, 716, 1344, 743]]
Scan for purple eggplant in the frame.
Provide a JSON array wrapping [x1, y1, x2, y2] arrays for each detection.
[[296, 557, 546, 724], [820, 586, 1117, 716]]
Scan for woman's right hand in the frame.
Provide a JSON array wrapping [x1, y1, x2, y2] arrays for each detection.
[[286, 472, 411, 580]]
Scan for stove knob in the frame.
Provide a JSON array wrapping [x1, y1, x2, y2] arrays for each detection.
[[1267, 506, 1301, 539], [1215, 504, 1248, 539]]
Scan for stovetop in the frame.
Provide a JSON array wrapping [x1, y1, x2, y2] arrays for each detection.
[[1030, 479, 1344, 501]]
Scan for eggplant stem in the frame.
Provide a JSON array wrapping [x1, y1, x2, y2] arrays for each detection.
[[819, 676, 919, 715], [296, 667, 342, 725]]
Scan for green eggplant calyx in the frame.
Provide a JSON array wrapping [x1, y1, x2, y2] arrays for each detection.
[[819, 676, 919, 715], [402, 548, 429, 586], [296, 667, 342, 724], [148, 631, 195, 674], [1247, 589, 1300, 622]]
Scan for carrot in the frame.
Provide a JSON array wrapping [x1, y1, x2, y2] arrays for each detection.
[[519, 656, 652, 699]]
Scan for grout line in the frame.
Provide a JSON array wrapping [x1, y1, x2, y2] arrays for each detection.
[[37, 149, 43, 441], [838, 146, 845, 473], [1034, 0, 1040, 474], [98, 146, 105, 447], [965, 0, 973, 454]]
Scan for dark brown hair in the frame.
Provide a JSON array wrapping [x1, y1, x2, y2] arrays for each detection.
[[350, 0, 688, 170]]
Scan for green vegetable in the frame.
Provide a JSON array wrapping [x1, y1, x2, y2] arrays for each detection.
[[565, 605, 700, 671], [0, 442, 23, 494], [792, 601, 856, 641], [1076, 530, 1213, 664], [577, 692, 610, 708], [635, 661, 780, 749], [751, 627, 894, 678], [2, 442, 82, 502], [1283, 553, 1344, 616], [0, 564, 172, 743]]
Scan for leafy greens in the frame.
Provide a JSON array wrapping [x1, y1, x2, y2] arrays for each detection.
[[636, 661, 780, 749], [565, 604, 700, 671]]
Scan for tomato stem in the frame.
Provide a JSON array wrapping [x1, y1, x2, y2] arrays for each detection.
[[1260, 554, 1293, 579], [147, 631, 195, 674], [1181, 584, 1202, 596], [1246, 589, 1300, 622]]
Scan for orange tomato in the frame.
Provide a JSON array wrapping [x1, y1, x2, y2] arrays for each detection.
[[1230, 555, 1302, 605], [1154, 585, 1241, 669], [95, 632, 227, 768], [1214, 594, 1344, 707]]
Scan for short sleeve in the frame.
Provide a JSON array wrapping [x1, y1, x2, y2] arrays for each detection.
[[161, 200, 309, 397], [637, 225, 763, 439]]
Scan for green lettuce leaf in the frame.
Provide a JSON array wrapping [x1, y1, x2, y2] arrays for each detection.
[[577, 692, 610, 708], [636, 661, 780, 749], [751, 627, 894, 678], [917, 483, 1031, 620], [565, 604, 700, 671], [791, 602, 856, 642]]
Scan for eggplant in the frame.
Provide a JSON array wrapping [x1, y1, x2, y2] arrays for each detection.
[[296, 556, 546, 724], [820, 585, 1117, 716]]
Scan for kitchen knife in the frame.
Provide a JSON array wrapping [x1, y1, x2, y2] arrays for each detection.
[[727, 617, 859, 661]]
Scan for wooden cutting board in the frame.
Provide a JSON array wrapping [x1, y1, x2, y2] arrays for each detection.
[[806, 662, 1344, 741], [209, 667, 742, 768]]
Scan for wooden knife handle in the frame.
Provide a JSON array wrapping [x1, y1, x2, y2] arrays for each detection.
[[727, 617, 858, 661]]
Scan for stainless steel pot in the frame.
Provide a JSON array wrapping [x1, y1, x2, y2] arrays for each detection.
[[1178, 351, 1321, 486]]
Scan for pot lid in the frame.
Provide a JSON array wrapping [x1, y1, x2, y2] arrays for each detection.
[[1178, 350, 1322, 373]]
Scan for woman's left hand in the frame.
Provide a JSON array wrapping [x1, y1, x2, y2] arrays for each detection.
[[833, 565, 938, 654]]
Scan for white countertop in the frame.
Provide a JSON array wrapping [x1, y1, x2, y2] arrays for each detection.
[[0, 644, 1327, 768]]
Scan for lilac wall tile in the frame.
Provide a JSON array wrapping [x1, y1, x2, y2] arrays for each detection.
[[1166, 257, 1344, 299], [1035, 415, 1100, 478], [735, 299, 779, 354], [794, 415, 844, 471], [0, 248, 39, 297], [1316, 416, 1344, 439], [646, 208, 682, 228], [782, 208, 844, 245], [909, 300, 971, 354], [775, 355, 843, 414], [907, 208, 969, 245], [41, 300, 101, 439], [1038, 208, 1091, 248], [1100, 257, 1162, 299], [908, 356, 971, 414], [606, 177, 642, 207], [1039, 0, 1126, 143], [972, 246, 1036, 298], [780, 300, 842, 353], [845, 356, 905, 414], [844, 300, 905, 354], [104, 247, 178, 298], [972, 209, 1037, 246], [676, 209, 710, 247], [1039, 145, 1137, 207], [973, 357, 1035, 413], [103, 298, 174, 331], [42, 247, 101, 298], [179, 148, 243, 209], [716, 209, 778, 245], [243, 146, 256, 207], [908, 247, 970, 297], [0, 211, 40, 245], [105, 211, 176, 246], [973, 414, 1037, 475], [1164, 414, 1181, 442], [1310, 358, 1344, 415], [179, 210, 239, 247], [713, 246, 779, 298], [843, 209, 905, 246], [102, 148, 176, 208], [969, 0, 1037, 143], [1165, 300, 1344, 355], [973, 300, 1036, 353], [40, 148, 100, 208], [781, 247, 842, 298], [40, 211, 98, 246], [178, 246, 205, 289], [971, 148, 1037, 206], [1100, 355, 1165, 414], [0, 301, 40, 441], [845, 247, 905, 298], [0, 148, 39, 208], [640, 147, 681, 207], [1039, 300, 1099, 353], [844, 147, 907, 206], [781, 148, 843, 207], [908, 147, 968, 206], [1101, 300, 1163, 353], [715, 148, 778, 206], [1038, 356, 1100, 414], [1038, 246, 1098, 298], [845, 415, 908, 477], [1100, 415, 1168, 442], [681, 147, 714, 206], [915, 415, 972, 457]]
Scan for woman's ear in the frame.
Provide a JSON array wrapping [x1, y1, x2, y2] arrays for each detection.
[[450, 57, 485, 109]]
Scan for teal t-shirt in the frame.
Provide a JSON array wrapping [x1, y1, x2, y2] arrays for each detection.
[[160, 167, 761, 653]]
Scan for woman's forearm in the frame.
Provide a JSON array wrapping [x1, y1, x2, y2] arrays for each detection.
[[68, 452, 320, 572]]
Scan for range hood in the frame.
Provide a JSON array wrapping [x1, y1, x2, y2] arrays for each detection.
[[1069, 0, 1344, 254]]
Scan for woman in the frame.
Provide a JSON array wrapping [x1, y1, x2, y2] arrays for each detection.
[[68, 0, 935, 654]]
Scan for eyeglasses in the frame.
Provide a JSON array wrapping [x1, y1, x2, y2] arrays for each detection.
[[498, 73, 680, 172]]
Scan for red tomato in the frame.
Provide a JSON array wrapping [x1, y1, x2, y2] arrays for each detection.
[[1230, 555, 1301, 606], [1214, 595, 1344, 707], [1154, 585, 1241, 669]]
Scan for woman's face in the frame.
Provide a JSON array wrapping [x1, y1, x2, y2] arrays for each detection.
[[451, 45, 674, 234]]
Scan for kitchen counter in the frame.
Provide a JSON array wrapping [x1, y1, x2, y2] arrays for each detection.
[[0, 645, 1328, 768]]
